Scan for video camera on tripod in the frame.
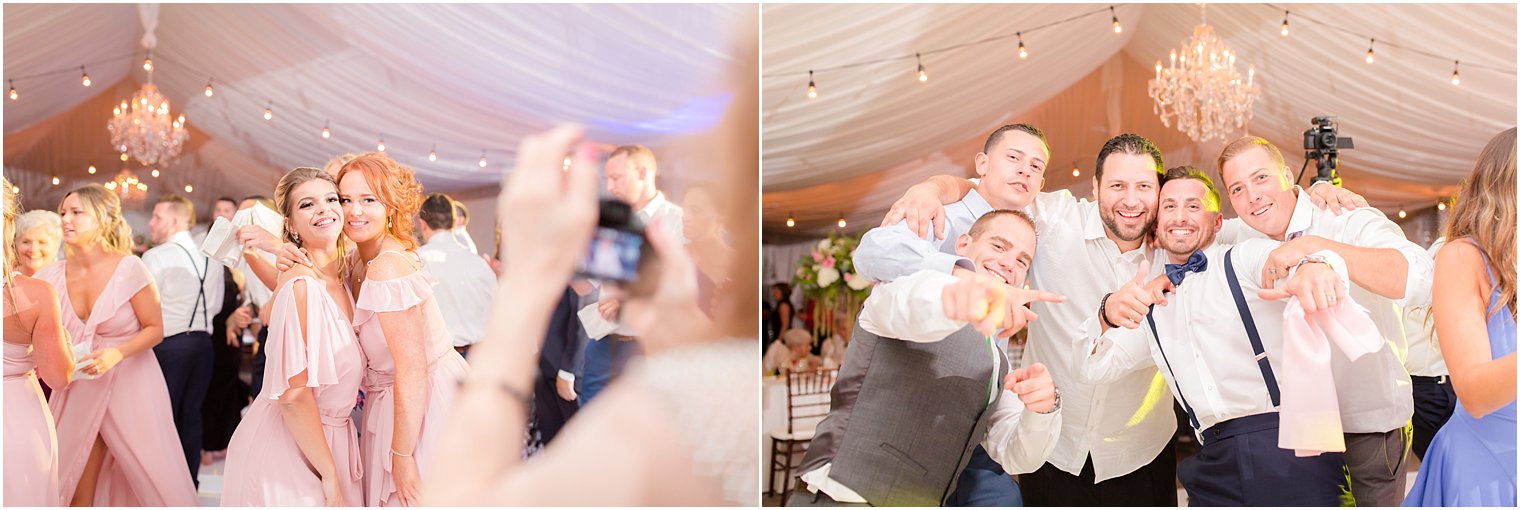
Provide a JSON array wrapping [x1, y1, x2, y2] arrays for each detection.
[[1301, 116, 1354, 186]]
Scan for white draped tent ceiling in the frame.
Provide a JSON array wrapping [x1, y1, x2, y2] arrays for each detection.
[[762, 3, 1517, 239], [4, 4, 746, 213]]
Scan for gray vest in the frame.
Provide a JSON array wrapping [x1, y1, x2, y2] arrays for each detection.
[[798, 320, 1008, 506]]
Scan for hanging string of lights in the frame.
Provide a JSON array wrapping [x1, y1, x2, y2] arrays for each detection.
[[6, 49, 522, 178], [769, 3, 1511, 101]]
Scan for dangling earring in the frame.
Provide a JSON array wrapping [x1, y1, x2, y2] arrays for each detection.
[[292, 232, 301, 245]]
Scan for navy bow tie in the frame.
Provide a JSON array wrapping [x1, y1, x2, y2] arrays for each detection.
[[1164, 251, 1209, 286]]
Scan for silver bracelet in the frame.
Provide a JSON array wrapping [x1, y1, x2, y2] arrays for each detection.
[[391, 448, 413, 458]]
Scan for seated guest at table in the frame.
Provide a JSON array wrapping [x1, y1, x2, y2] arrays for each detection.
[[3, 180, 74, 506], [820, 310, 852, 370], [1084, 167, 1355, 506], [13, 210, 62, 277], [791, 210, 1064, 507], [1404, 127, 1517, 507], [765, 328, 821, 374]]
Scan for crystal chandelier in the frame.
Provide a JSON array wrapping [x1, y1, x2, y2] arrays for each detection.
[[107, 81, 188, 166], [102, 168, 148, 201], [1147, 6, 1261, 143]]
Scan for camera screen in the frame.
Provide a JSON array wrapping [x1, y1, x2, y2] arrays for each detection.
[[577, 226, 645, 282]]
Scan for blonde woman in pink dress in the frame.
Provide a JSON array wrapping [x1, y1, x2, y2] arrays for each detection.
[[220, 167, 365, 506], [2, 179, 74, 506], [35, 184, 198, 506]]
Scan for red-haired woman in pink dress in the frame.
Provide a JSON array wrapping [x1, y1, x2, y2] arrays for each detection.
[[37, 184, 197, 506]]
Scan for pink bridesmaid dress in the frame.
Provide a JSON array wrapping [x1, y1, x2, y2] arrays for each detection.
[[35, 257, 198, 506], [4, 289, 61, 507], [354, 251, 469, 506], [221, 274, 366, 506]]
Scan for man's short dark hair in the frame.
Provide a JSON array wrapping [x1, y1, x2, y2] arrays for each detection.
[[1162, 165, 1222, 212], [983, 123, 1050, 155], [1095, 133, 1164, 183], [420, 193, 457, 231], [216, 196, 238, 207]]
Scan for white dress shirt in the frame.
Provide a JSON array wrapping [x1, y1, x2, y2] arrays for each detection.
[[451, 227, 479, 255], [636, 191, 686, 245], [802, 270, 1062, 503], [418, 231, 497, 348], [1221, 188, 1427, 433], [1082, 241, 1350, 435], [1403, 238, 1449, 377], [237, 250, 274, 312], [143, 230, 225, 337], [852, 188, 1176, 482]]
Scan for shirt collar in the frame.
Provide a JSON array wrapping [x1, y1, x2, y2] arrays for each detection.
[[637, 191, 669, 221], [1082, 202, 1108, 241], [168, 230, 194, 247], [425, 231, 459, 248], [1283, 186, 1315, 239], [957, 188, 994, 219]]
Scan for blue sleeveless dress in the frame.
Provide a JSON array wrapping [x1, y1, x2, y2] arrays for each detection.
[[1403, 240, 1517, 506]]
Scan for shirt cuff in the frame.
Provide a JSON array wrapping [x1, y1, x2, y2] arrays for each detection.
[[924, 251, 974, 276], [558, 370, 575, 383]]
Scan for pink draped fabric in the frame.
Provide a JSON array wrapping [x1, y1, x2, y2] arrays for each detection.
[[1277, 298, 1384, 457]]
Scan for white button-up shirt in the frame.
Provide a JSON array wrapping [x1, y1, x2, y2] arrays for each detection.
[[418, 231, 497, 347], [802, 270, 1062, 503], [852, 188, 1175, 483], [143, 230, 225, 336], [451, 227, 479, 255], [1403, 238, 1449, 377], [636, 191, 685, 245], [1082, 241, 1350, 435], [1222, 188, 1428, 433]]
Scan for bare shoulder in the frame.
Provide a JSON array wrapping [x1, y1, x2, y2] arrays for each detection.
[[1435, 239, 1486, 278], [366, 250, 420, 280], [278, 264, 319, 288]]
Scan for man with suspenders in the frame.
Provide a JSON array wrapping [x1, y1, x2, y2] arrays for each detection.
[[1082, 168, 1356, 505], [145, 194, 225, 488]]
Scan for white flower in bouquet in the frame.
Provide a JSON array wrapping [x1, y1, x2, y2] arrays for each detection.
[[845, 272, 872, 290], [816, 266, 840, 287], [818, 238, 833, 251]]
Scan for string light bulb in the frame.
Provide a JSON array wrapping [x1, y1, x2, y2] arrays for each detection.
[[377, 138, 386, 152], [1451, 61, 1461, 85], [1281, 11, 1290, 37], [185, 185, 194, 193], [786, 212, 796, 228], [837, 214, 847, 229], [807, 70, 817, 99], [87, 163, 97, 174], [143, 51, 153, 72], [321, 121, 331, 139], [1366, 39, 1375, 64], [151, 169, 160, 178], [51, 176, 60, 186], [1111, 6, 1122, 33], [1072, 161, 1081, 177], [80, 66, 91, 87], [1437, 200, 1447, 211], [1398, 206, 1407, 219], [428, 144, 438, 162], [916, 53, 928, 82], [8, 79, 16, 101], [1017, 33, 1028, 59], [264, 102, 273, 121], [205, 79, 214, 97], [479, 150, 488, 168]]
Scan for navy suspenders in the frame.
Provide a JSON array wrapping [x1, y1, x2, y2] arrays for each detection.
[[171, 242, 210, 330], [1144, 247, 1282, 432]]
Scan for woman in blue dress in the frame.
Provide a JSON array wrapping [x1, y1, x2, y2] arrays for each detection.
[[1404, 127, 1517, 507]]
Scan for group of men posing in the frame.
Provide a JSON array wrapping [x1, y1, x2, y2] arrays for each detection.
[[789, 126, 1431, 506]]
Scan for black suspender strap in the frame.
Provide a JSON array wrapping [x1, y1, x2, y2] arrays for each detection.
[[171, 242, 210, 330], [1145, 310, 1201, 430], [1223, 248, 1282, 407]]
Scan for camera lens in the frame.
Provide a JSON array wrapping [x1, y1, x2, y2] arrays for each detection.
[[1321, 133, 1337, 148]]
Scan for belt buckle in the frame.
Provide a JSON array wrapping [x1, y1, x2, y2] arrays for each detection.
[[1437, 375, 1448, 384]]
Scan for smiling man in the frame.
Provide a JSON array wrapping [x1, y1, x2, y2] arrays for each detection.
[[1215, 136, 1433, 506], [1082, 167, 1357, 505], [793, 210, 1064, 507]]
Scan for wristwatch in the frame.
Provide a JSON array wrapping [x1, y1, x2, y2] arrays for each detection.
[[1295, 254, 1331, 271]]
